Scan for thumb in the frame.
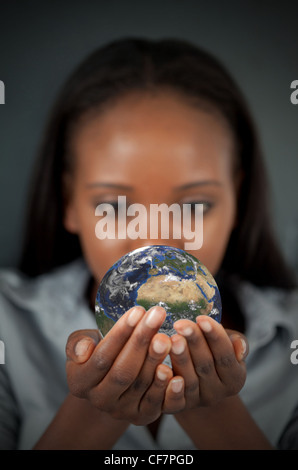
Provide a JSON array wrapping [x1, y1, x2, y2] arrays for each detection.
[[66, 329, 100, 364], [226, 329, 249, 362]]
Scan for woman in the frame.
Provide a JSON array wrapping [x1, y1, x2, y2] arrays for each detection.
[[1, 37, 297, 449]]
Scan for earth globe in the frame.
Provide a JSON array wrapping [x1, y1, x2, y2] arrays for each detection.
[[95, 245, 222, 339]]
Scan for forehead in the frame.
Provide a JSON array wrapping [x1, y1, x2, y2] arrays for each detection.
[[71, 91, 236, 183]]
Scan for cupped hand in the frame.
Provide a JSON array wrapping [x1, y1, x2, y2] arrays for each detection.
[[167, 315, 248, 411], [65, 306, 184, 425]]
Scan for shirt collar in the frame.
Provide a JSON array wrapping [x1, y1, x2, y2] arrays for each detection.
[[234, 279, 298, 351], [0, 258, 91, 319]]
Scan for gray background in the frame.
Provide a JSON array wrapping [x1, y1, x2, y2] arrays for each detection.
[[0, 0, 298, 274]]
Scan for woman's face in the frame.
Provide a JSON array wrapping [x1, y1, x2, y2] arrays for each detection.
[[64, 91, 240, 297]]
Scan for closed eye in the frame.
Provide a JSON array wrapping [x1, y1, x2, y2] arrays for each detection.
[[94, 201, 121, 212], [184, 201, 214, 214]]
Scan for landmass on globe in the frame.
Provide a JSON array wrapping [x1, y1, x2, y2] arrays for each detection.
[[95, 245, 221, 337], [136, 274, 214, 316]]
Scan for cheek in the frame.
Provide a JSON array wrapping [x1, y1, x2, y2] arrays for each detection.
[[190, 197, 236, 276], [197, 233, 229, 276], [76, 204, 145, 283], [78, 218, 133, 284]]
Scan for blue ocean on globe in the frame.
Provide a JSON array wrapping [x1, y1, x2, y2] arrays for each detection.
[[95, 245, 222, 337]]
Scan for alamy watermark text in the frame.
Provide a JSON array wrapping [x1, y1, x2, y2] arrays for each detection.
[[94, 196, 203, 250], [290, 80, 298, 104], [0, 80, 5, 104], [0, 341, 4, 364]]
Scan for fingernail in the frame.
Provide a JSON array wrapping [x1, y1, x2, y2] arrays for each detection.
[[75, 339, 93, 357], [240, 338, 247, 357], [171, 338, 185, 355], [230, 334, 248, 359], [171, 378, 183, 393], [198, 319, 212, 333], [127, 307, 144, 327], [145, 307, 164, 328], [156, 368, 168, 381], [153, 338, 168, 355], [181, 326, 193, 337], [175, 324, 193, 337]]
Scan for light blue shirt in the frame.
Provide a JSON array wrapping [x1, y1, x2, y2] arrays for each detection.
[[0, 258, 298, 449]]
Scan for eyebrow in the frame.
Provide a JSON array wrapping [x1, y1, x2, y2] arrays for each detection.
[[86, 181, 222, 191], [85, 182, 134, 190], [174, 181, 223, 191]]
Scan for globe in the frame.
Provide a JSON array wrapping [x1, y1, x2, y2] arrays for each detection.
[[95, 245, 222, 338]]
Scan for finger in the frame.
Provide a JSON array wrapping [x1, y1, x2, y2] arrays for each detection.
[[92, 306, 167, 402], [115, 333, 171, 423], [139, 364, 173, 422], [196, 316, 246, 390], [163, 376, 185, 414], [66, 329, 100, 364], [174, 318, 219, 380], [66, 306, 146, 397], [226, 331, 249, 362], [89, 306, 146, 379], [173, 319, 221, 401], [125, 333, 171, 398], [170, 334, 199, 407]]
